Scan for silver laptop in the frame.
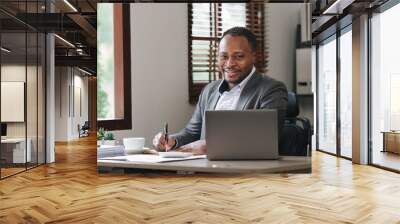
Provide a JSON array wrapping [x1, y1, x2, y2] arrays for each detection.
[[205, 110, 279, 160]]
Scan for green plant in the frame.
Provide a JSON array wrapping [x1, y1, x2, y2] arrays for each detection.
[[97, 127, 115, 141], [97, 127, 106, 140], [104, 132, 115, 140]]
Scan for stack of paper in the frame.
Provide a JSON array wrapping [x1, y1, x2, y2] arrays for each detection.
[[97, 145, 125, 158], [100, 154, 206, 163]]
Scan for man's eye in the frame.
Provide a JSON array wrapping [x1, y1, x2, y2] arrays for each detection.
[[236, 55, 244, 59]]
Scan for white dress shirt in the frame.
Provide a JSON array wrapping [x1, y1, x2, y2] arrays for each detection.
[[215, 66, 256, 110]]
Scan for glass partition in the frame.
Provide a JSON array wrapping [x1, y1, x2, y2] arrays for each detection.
[[1, 31, 28, 177], [27, 31, 38, 169], [0, 1, 46, 179], [370, 3, 400, 171], [339, 27, 352, 158], [38, 32, 46, 165], [317, 35, 337, 155]]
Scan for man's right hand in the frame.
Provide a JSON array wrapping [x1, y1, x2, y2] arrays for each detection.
[[152, 132, 176, 151]]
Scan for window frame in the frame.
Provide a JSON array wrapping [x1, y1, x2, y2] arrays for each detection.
[[97, 3, 132, 131], [316, 33, 338, 156], [368, 0, 400, 172], [338, 25, 353, 159], [315, 19, 353, 160]]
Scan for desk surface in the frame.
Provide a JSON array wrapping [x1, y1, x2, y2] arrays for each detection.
[[97, 156, 311, 173]]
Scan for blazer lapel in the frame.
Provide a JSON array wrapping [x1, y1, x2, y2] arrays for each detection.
[[235, 72, 262, 110], [207, 82, 222, 110], [208, 93, 220, 110]]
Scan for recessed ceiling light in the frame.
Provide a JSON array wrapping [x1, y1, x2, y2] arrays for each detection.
[[63, 0, 78, 12], [54, 34, 75, 48], [78, 67, 93, 76], [1, 47, 11, 53], [322, 0, 355, 15]]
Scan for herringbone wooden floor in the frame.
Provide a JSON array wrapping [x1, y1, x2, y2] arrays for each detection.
[[1, 136, 400, 224]]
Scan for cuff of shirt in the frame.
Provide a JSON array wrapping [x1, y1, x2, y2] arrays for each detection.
[[170, 134, 180, 150]]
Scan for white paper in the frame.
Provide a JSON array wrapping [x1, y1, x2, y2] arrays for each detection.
[[100, 154, 206, 163]]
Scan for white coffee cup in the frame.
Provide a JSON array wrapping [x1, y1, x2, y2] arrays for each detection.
[[123, 137, 145, 154]]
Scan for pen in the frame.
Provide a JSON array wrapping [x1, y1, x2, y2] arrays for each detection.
[[164, 122, 168, 152]]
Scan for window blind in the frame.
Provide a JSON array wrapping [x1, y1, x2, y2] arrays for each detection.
[[188, 2, 267, 104]]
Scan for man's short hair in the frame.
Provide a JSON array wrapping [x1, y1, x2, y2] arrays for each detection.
[[221, 27, 257, 52]]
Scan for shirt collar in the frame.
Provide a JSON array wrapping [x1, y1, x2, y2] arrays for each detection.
[[218, 66, 256, 94]]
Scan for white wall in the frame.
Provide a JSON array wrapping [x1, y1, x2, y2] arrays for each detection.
[[266, 3, 303, 91], [1, 65, 39, 136], [54, 67, 89, 141], [1, 66, 26, 137], [55, 67, 68, 141], [111, 3, 195, 147], [267, 3, 314, 124], [1, 65, 27, 140]]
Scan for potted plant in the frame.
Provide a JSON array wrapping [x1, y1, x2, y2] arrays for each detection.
[[97, 127, 116, 146], [103, 132, 116, 145]]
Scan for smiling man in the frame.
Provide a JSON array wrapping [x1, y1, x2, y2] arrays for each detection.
[[153, 27, 288, 155]]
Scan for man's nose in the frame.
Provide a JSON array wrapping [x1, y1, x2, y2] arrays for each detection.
[[226, 57, 236, 67]]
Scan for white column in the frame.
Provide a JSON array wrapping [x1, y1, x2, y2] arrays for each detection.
[[352, 14, 369, 164], [45, 0, 55, 163], [46, 33, 55, 163]]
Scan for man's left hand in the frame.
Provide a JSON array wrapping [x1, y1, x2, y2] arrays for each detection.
[[176, 140, 206, 155]]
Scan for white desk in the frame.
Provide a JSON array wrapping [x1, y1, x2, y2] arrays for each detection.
[[1, 138, 31, 163], [97, 156, 311, 174]]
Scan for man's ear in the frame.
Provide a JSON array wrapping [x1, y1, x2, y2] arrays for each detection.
[[251, 51, 257, 63]]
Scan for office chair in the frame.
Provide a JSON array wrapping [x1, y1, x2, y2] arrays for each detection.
[[279, 92, 312, 156], [79, 121, 90, 138]]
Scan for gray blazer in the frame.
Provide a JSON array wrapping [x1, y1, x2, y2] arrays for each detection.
[[171, 72, 288, 148]]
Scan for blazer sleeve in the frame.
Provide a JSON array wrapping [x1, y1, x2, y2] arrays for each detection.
[[170, 86, 208, 148], [259, 80, 288, 143], [259, 80, 288, 110]]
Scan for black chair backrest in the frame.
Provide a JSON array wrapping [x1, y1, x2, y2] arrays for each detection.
[[286, 91, 299, 118], [280, 91, 312, 156]]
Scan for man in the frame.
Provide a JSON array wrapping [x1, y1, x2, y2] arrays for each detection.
[[153, 27, 288, 155]]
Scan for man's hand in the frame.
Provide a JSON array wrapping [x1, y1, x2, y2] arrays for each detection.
[[176, 140, 206, 155], [152, 132, 176, 151]]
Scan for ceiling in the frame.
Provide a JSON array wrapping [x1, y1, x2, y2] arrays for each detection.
[[311, 0, 390, 41], [2, 0, 391, 75], [0, 0, 98, 74]]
